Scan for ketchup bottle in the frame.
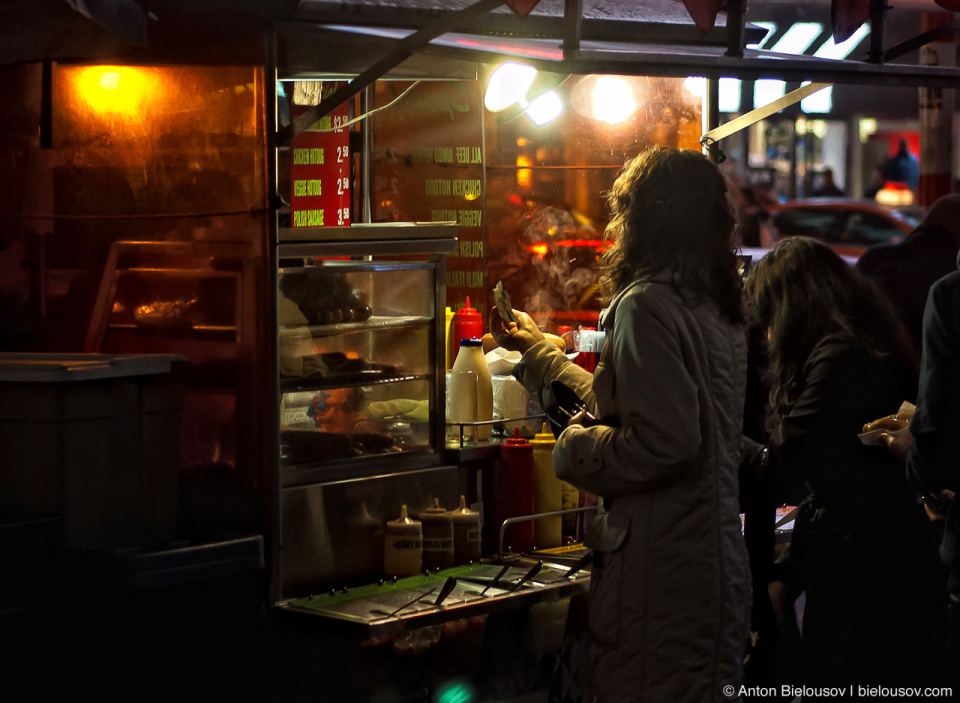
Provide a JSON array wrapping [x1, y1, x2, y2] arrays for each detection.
[[450, 297, 482, 363], [486, 427, 535, 554]]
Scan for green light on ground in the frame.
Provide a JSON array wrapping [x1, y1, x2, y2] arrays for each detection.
[[435, 680, 475, 703]]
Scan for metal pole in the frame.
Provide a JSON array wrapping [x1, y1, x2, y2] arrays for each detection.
[[563, 0, 582, 58], [277, 0, 505, 146], [361, 86, 373, 224], [918, 11, 955, 207], [725, 0, 745, 59], [867, 0, 887, 64], [705, 78, 720, 163]]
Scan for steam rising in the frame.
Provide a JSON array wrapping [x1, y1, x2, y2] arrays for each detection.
[[520, 206, 600, 327]]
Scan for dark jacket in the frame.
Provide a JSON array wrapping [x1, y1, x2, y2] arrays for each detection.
[[769, 332, 944, 687], [856, 224, 960, 359], [908, 267, 960, 595]]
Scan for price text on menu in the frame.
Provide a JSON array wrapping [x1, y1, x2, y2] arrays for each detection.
[[290, 87, 351, 228]]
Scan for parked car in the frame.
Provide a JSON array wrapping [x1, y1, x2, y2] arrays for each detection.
[[768, 198, 921, 260]]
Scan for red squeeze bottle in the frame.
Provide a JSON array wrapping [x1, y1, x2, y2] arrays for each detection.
[[495, 427, 536, 554], [451, 297, 483, 363]]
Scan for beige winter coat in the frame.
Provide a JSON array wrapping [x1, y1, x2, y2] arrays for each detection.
[[514, 275, 752, 702]]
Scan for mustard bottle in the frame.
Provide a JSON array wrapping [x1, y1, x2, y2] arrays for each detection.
[[531, 422, 563, 549]]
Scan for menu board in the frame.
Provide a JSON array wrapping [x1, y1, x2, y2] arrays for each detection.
[[290, 82, 351, 228], [371, 81, 486, 316]]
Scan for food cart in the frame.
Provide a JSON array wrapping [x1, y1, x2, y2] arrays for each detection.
[[1, 1, 958, 700]]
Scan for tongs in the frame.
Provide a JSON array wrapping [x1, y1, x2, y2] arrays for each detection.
[[507, 560, 543, 592], [479, 563, 511, 595], [562, 550, 594, 578], [372, 576, 459, 618], [459, 560, 544, 594]]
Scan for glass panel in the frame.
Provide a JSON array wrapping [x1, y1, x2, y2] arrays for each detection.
[[280, 377, 433, 466], [278, 264, 434, 329], [0, 63, 269, 516], [370, 80, 486, 319], [279, 264, 434, 384], [44, 64, 266, 354], [278, 261, 437, 468], [483, 75, 701, 332]]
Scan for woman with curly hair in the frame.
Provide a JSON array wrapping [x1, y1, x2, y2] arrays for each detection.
[[492, 147, 751, 702], [745, 236, 945, 690]]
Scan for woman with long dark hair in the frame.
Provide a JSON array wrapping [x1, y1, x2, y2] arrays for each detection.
[[745, 236, 944, 689], [493, 146, 751, 702]]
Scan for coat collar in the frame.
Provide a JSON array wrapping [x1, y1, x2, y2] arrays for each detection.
[[598, 271, 675, 332]]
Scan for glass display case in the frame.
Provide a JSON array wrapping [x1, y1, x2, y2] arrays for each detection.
[[275, 223, 458, 484]]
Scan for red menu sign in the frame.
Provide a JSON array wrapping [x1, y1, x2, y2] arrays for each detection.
[[290, 86, 351, 228]]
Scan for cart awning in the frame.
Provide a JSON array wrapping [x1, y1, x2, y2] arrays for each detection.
[[0, 0, 149, 66]]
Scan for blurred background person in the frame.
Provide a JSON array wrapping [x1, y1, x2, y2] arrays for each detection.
[[745, 236, 944, 691], [856, 194, 960, 360], [907, 258, 960, 688], [493, 147, 751, 703], [811, 167, 844, 197], [866, 251, 960, 690], [733, 184, 774, 249], [883, 137, 920, 192]]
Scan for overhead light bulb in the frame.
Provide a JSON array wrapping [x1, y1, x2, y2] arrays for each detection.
[[593, 76, 635, 124], [683, 76, 706, 100], [100, 71, 120, 91], [525, 90, 563, 125], [485, 62, 538, 112], [571, 75, 649, 124]]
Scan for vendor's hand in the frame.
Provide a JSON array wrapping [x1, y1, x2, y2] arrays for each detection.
[[878, 430, 913, 462], [490, 308, 544, 354]]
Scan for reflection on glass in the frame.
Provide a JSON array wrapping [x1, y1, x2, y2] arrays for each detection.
[[485, 75, 701, 333]]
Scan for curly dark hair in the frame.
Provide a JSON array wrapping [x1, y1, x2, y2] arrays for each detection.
[[599, 147, 744, 324], [744, 236, 917, 412]]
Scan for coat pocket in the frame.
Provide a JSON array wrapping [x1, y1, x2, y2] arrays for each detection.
[[585, 509, 630, 648]]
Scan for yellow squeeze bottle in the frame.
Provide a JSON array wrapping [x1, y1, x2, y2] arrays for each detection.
[[531, 422, 563, 549]]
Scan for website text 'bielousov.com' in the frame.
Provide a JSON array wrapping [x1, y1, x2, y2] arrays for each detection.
[[723, 685, 954, 699]]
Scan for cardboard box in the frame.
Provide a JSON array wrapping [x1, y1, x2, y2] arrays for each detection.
[[0, 354, 187, 551]]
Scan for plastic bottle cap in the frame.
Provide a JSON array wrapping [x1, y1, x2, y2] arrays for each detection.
[[505, 425, 531, 446], [419, 497, 449, 518], [386, 504, 422, 533], [456, 296, 479, 315], [532, 422, 556, 443], [449, 494, 480, 522], [459, 337, 482, 347]]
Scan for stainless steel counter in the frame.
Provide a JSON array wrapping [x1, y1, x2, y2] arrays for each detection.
[[275, 555, 591, 638]]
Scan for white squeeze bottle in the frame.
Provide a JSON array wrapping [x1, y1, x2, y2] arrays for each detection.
[[449, 337, 493, 440], [384, 505, 422, 577]]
